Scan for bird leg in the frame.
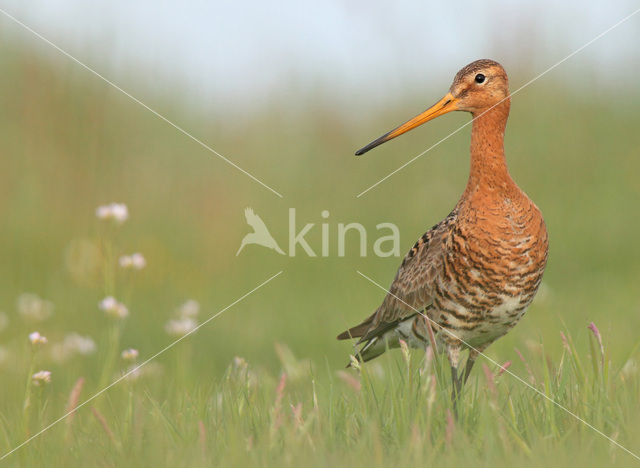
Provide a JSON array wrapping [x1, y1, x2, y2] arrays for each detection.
[[450, 366, 463, 418], [462, 350, 479, 385], [462, 344, 489, 385], [446, 344, 463, 418]]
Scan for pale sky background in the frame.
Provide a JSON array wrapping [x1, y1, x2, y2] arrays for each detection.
[[1, 1, 639, 113]]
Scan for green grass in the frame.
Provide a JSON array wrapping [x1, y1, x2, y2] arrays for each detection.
[[0, 39, 640, 466], [3, 327, 639, 467]]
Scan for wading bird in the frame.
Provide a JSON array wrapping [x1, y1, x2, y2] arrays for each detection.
[[338, 60, 548, 409]]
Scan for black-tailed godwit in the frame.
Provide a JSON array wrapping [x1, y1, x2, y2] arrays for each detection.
[[338, 59, 549, 408]]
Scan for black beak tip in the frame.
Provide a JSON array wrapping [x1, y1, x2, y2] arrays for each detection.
[[355, 143, 376, 156], [355, 133, 389, 157]]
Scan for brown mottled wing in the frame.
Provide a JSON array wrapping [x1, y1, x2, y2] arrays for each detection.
[[357, 210, 456, 342]]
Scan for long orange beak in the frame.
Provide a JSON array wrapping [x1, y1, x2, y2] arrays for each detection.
[[355, 92, 458, 156]]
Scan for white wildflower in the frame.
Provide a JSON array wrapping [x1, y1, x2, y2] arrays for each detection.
[[64, 333, 96, 355], [233, 356, 248, 369], [119, 253, 146, 270], [17, 293, 54, 321], [121, 348, 139, 361], [32, 370, 52, 386], [124, 361, 162, 381], [99, 296, 129, 319], [0, 312, 8, 332], [95, 205, 111, 219], [164, 318, 197, 337], [177, 299, 199, 318], [130, 253, 146, 269], [95, 203, 129, 223], [50, 333, 96, 363], [99, 296, 117, 311], [111, 203, 128, 222], [29, 331, 48, 346]]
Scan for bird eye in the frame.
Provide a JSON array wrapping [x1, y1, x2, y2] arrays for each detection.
[[475, 73, 486, 84]]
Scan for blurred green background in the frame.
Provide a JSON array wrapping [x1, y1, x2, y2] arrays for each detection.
[[0, 5, 639, 464], [2, 37, 639, 372]]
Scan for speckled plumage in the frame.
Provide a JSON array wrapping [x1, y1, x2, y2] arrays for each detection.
[[339, 60, 549, 400]]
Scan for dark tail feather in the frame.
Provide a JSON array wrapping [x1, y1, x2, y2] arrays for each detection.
[[337, 311, 377, 340], [342, 314, 422, 366]]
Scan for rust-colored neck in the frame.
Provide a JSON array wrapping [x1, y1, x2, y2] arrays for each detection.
[[464, 99, 515, 197]]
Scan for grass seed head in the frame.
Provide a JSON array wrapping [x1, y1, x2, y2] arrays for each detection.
[[348, 354, 361, 371], [399, 339, 410, 367]]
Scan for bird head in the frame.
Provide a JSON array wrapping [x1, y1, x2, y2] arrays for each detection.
[[355, 59, 510, 156]]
